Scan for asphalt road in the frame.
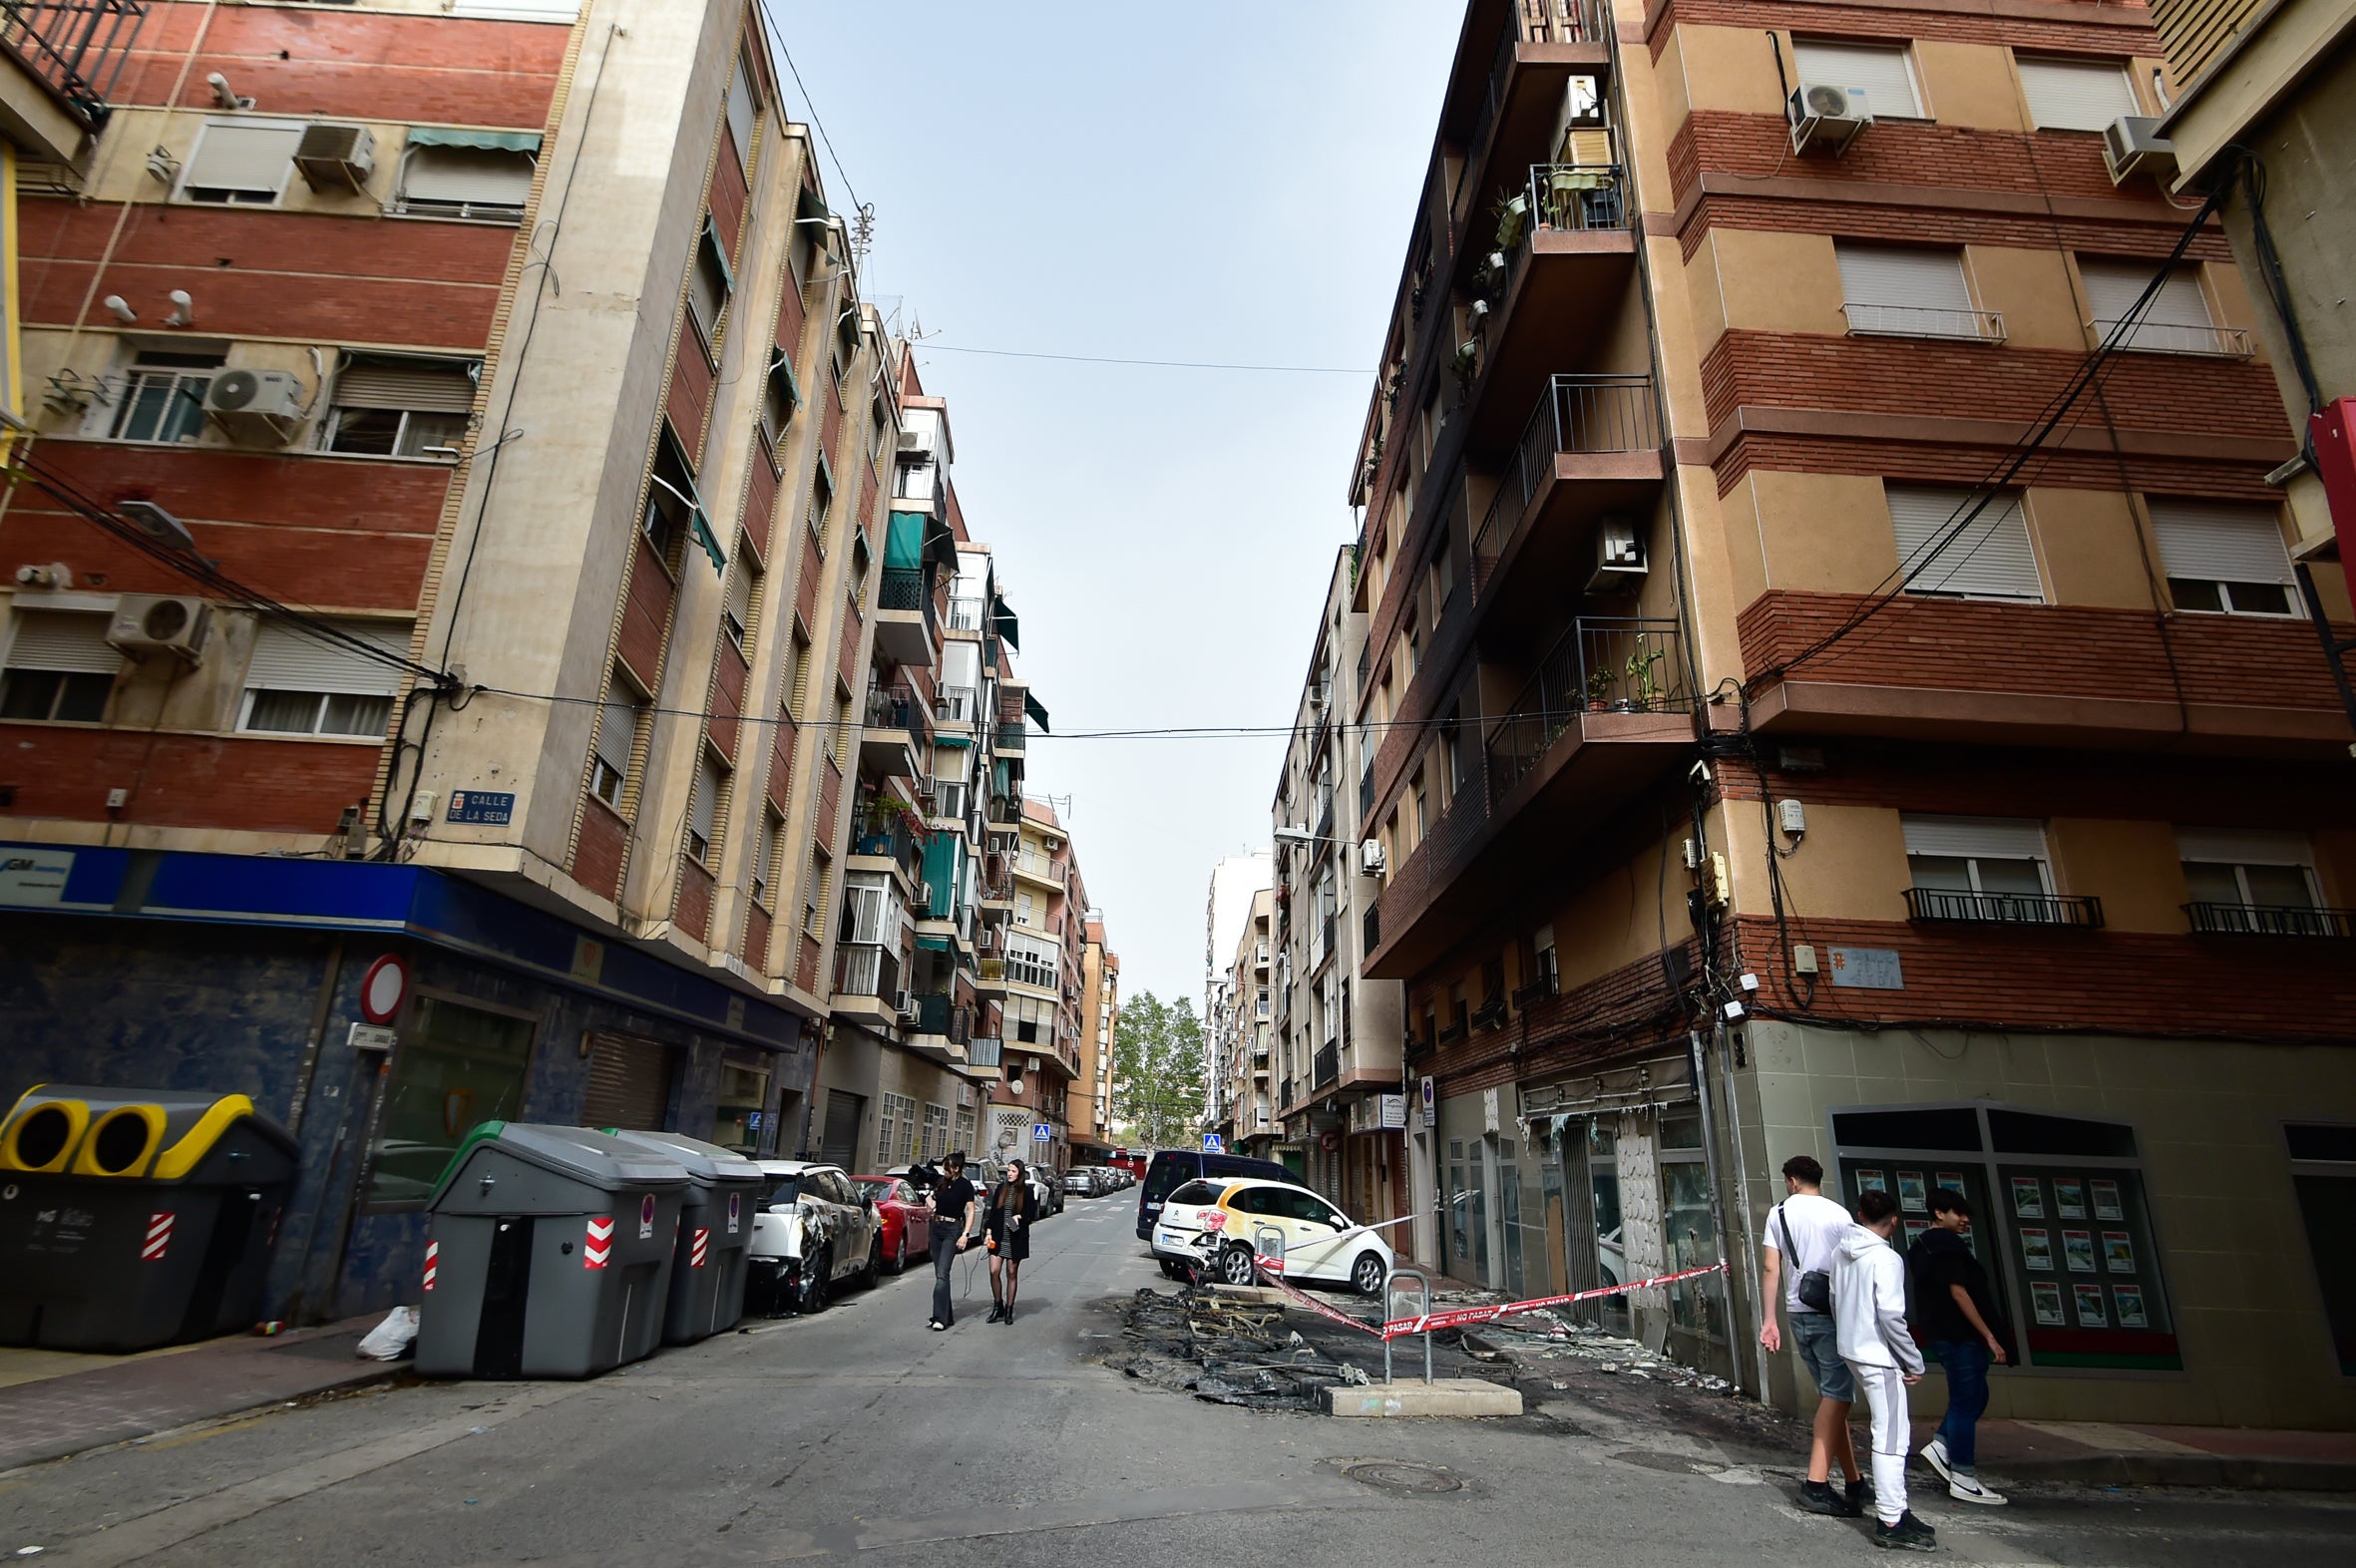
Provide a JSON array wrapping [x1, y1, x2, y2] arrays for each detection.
[[1, 1194, 2349, 1565]]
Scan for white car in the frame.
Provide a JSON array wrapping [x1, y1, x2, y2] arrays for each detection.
[[747, 1160, 881, 1314], [1151, 1176, 1394, 1296]]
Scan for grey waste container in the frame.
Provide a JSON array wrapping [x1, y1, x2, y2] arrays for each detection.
[[605, 1130, 763, 1345], [415, 1122, 688, 1379], [0, 1085, 298, 1352]]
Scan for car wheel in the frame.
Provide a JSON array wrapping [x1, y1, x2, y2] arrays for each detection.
[[893, 1226, 910, 1274], [797, 1246, 830, 1315], [1218, 1245, 1259, 1288], [857, 1235, 881, 1290], [1352, 1251, 1388, 1298]]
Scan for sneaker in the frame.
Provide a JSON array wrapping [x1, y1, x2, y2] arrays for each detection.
[[1872, 1511, 1938, 1552], [1946, 1472, 2007, 1506], [1798, 1480, 1861, 1518], [928, 1320, 948, 1332], [1845, 1477, 1875, 1513], [1920, 1437, 1954, 1486]]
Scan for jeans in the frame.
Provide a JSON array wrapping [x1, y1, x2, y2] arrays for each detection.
[[930, 1219, 963, 1325], [1930, 1340, 1991, 1470]]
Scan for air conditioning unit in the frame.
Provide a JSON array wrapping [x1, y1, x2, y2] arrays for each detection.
[[2103, 116, 2175, 186], [107, 594, 210, 663], [1787, 83, 1871, 155], [896, 989, 920, 1021], [1359, 839, 1385, 877], [293, 124, 375, 193], [1588, 519, 1648, 591], [204, 369, 305, 443]]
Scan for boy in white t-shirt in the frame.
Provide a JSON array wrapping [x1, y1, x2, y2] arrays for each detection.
[[1760, 1154, 1868, 1517]]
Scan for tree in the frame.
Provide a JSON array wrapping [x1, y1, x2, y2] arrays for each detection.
[[1110, 990, 1205, 1150]]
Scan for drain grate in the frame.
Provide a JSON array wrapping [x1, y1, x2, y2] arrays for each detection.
[[1342, 1460, 1466, 1495], [1608, 1448, 1728, 1476]]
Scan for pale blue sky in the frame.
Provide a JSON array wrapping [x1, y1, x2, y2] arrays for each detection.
[[774, 3, 1459, 1006]]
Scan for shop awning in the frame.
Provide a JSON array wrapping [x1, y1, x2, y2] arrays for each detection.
[[990, 593, 1019, 650], [1023, 692, 1050, 733], [407, 127, 543, 154], [885, 511, 927, 571]]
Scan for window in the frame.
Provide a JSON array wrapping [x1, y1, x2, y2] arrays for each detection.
[[807, 463, 834, 550], [591, 685, 643, 808], [725, 51, 761, 175], [2078, 260, 2233, 356], [804, 846, 830, 938], [827, 689, 851, 765], [922, 1102, 950, 1161], [0, 611, 118, 722], [108, 352, 220, 444], [2179, 828, 2335, 936], [2017, 56, 2137, 132], [1015, 890, 1037, 926], [686, 217, 734, 354], [643, 430, 701, 566], [395, 144, 533, 222], [239, 620, 407, 737], [869, 399, 892, 471], [786, 623, 813, 719], [1836, 243, 1993, 340], [2149, 501, 2294, 615], [752, 810, 780, 905], [1886, 486, 2044, 602], [322, 356, 475, 458], [688, 749, 724, 864], [761, 348, 799, 448], [723, 563, 755, 650], [1427, 545, 1452, 629], [1904, 814, 2082, 924], [180, 120, 302, 204], [368, 994, 536, 1206], [2287, 1123, 2356, 1376], [1793, 39, 1922, 117], [879, 1092, 916, 1166]]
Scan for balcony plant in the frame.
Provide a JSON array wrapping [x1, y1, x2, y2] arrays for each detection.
[[1623, 644, 1665, 711]]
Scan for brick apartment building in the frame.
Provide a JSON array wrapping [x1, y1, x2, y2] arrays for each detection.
[[1071, 916, 1121, 1167], [972, 798, 1090, 1174], [0, 0, 1082, 1321], [1345, 0, 2355, 1426]]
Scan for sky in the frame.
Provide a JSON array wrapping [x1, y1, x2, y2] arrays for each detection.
[[769, 2, 1461, 1009]]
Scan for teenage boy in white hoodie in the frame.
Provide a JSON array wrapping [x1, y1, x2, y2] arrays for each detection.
[[1836, 1189, 1936, 1552]]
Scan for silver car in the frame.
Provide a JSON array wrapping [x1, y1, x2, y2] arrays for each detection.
[[746, 1160, 881, 1314]]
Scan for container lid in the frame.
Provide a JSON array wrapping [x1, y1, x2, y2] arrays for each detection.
[[431, 1122, 689, 1204], [601, 1128, 762, 1183]]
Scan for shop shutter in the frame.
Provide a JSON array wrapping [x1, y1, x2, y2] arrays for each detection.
[[400, 146, 533, 211], [5, 610, 119, 674], [582, 1031, 677, 1130], [1836, 244, 1972, 310], [334, 359, 477, 413], [245, 620, 408, 694], [2018, 57, 2138, 132], [1902, 815, 2049, 862], [1887, 486, 2044, 601], [2147, 501, 2292, 585], [2174, 827, 2313, 868], [1792, 40, 1920, 115], [820, 1090, 864, 1169], [184, 122, 302, 197]]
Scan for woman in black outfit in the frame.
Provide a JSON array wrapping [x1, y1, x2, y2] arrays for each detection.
[[984, 1158, 1036, 1324]]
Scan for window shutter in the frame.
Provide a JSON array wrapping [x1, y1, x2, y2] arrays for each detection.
[[581, 1031, 675, 1130], [185, 123, 302, 196], [334, 359, 477, 413], [2078, 259, 2213, 350], [594, 693, 638, 776], [2174, 827, 2313, 867], [401, 146, 532, 210], [1836, 244, 1972, 310], [5, 610, 119, 674], [245, 621, 407, 694], [726, 54, 759, 168], [2148, 502, 2292, 585], [691, 752, 723, 845], [2018, 57, 2138, 132], [1791, 41, 1920, 115], [1902, 815, 2049, 861], [725, 565, 754, 636], [1887, 486, 2044, 600]]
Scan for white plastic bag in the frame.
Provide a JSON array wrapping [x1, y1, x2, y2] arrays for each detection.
[[357, 1305, 420, 1362]]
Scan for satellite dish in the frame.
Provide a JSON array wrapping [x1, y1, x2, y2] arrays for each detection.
[[1008, 1076, 1025, 1096]]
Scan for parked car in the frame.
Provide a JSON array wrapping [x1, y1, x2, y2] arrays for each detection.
[[1136, 1149, 1293, 1244], [1029, 1166, 1063, 1217], [1064, 1168, 1097, 1196], [747, 1160, 881, 1314], [853, 1174, 932, 1273], [1151, 1176, 1393, 1296]]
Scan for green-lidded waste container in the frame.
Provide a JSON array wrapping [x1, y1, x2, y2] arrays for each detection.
[[0, 1084, 299, 1352], [604, 1130, 762, 1344], [415, 1122, 688, 1379]]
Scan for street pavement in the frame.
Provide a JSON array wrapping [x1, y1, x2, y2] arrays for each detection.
[[1, 1194, 2350, 1565]]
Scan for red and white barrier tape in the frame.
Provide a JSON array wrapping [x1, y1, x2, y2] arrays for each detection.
[[1247, 1255, 1387, 1338], [1382, 1262, 1728, 1339]]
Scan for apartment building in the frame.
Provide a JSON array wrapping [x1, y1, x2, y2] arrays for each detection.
[[1070, 916, 1121, 1166], [1346, 0, 2355, 1426], [0, 0, 919, 1322], [970, 798, 1086, 1171], [1268, 548, 1409, 1231], [1208, 887, 1274, 1157]]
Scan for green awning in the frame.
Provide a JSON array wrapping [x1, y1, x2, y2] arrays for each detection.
[[922, 518, 959, 568], [885, 511, 927, 571], [990, 593, 1019, 650], [1023, 692, 1050, 734], [915, 934, 952, 953], [921, 835, 960, 921], [933, 732, 972, 749], [408, 127, 543, 153]]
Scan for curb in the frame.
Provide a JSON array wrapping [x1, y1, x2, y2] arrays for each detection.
[[1998, 1453, 2356, 1492]]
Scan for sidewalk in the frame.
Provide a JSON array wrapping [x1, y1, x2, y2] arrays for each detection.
[[1970, 1417, 2356, 1491], [0, 1319, 396, 1473]]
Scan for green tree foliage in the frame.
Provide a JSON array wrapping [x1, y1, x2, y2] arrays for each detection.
[[1110, 990, 1205, 1149]]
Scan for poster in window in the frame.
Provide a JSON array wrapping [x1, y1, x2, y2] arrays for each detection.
[[2011, 1176, 2044, 1218], [1897, 1171, 1928, 1212], [2020, 1227, 2053, 1272], [2074, 1283, 2109, 1327], [2031, 1280, 2065, 1326], [1935, 1170, 1969, 1202], [1854, 1168, 1887, 1195], [1903, 1218, 1932, 1247], [2054, 1178, 2088, 1219], [2090, 1179, 2124, 1221], [2063, 1229, 2097, 1273], [2102, 1231, 2135, 1273], [2114, 1284, 2149, 1328]]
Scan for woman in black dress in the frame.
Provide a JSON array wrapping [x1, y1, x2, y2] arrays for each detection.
[[984, 1158, 1037, 1324]]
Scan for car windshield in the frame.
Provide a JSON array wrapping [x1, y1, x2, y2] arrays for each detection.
[[758, 1174, 801, 1205], [854, 1179, 894, 1200]]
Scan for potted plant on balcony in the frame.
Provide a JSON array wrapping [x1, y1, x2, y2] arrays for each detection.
[[1585, 667, 1613, 712], [1623, 644, 1665, 711]]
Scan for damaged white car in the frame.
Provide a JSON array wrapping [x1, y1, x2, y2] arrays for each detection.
[[747, 1161, 882, 1315]]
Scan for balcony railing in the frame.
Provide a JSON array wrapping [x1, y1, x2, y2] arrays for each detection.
[[878, 567, 931, 613], [1467, 3, 1611, 164], [1525, 161, 1626, 235], [0, 1, 148, 126], [986, 791, 1022, 825], [1841, 303, 2006, 343], [935, 683, 980, 723], [835, 941, 901, 999], [996, 721, 1027, 752], [851, 821, 924, 879], [1470, 373, 1661, 595], [1485, 617, 1687, 805], [2093, 320, 2254, 358], [911, 991, 973, 1042], [1314, 1041, 1339, 1087], [947, 595, 983, 631], [2184, 902, 2354, 939], [1362, 904, 1379, 953], [865, 684, 930, 750], [1903, 888, 2105, 928]]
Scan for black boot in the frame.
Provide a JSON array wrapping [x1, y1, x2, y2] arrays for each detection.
[[986, 1302, 1004, 1323]]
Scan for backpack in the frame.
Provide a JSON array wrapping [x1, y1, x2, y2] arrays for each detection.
[[1777, 1202, 1834, 1314]]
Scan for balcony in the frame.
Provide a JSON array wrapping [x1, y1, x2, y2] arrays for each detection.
[[1002, 953, 1057, 991], [2093, 319, 2255, 359], [1457, 166, 1638, 438], [1, 1, 148, 132], [1013, 851, 1063, 892], [859, 685, 928, 781], [1313, 1041, 1339, 1088], [2184, 902, 2353, 939], [848, 819, 925, 892], [831, 941, 903, 1031], [1485, 617, 1688, 803], [935, 683, 981, 726], [996, 721, 1027, 753], [1841, 303, 2006, 344], [1452, 2, 1612, 241], [872, 567, 939, 665], [946, 594, 984, 634], [1467, 374, 1664, 621], [1903, 888, 2105, 928]]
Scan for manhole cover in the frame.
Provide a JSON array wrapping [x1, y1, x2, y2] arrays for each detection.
[[1343, 1460, 1465, 1495], [1609, 1449, 1727, 1476]]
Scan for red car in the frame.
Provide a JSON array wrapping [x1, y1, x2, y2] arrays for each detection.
[[854, 1175, 931, 1273]]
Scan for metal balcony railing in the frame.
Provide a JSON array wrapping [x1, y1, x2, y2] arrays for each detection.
[[1314, 1042, 1339, 1087], [2093, 320, 2254, 358], [0, 2, 148, 126], [1362, 904, 1380, 953], [2183, 901, 2353, 939], [1841, 303, 2006, 343], [911, 992, 974, 1042], [851, 820, 924, 880], [1485, 617, 1687, 804], [878, 567, 931, 613], [864, 684, 930, 751], [996, 721, 1027, 752], [835, 941, 900, 999], [1525, 161, 1627, 235], [1470, 374, 1661, 595], [1903, 888, 2105, 928]]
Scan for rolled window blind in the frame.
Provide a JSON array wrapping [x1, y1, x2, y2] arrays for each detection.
[[1837, 244, 1972, 309], [2148, 501, 2292, 584], [333, 359, 477, 413], [5, 610, 118, 674], [2019, 57, 2138, 132], [2174, 827, 2313, 867], [2079, 259, 2215, 351], [1903, 815, 2049, 861], [594, 694, 638, 777], [401, 146, 532, 208], [184, 123, 302, 196], [1888, 486, 2044, 600], [1792, 41, 1920, 116], [244, 620, 407, 694]]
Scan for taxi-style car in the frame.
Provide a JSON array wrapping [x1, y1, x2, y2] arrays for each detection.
[[1150, 1176, 1393, 1296]]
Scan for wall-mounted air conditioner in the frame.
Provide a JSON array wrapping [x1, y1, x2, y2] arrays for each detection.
[[1360, 839, 1385, 877], [1588, 519, 1648, 592], [2103, 116, 2175, 186], [204, 369, 305, 444], [1787, 83, 1871, 155], [107, 594, 210, 663], [294, 124, 375, 193]]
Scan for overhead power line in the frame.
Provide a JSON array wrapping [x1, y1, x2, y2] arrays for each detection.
[[920, 343, 1372, 376]]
